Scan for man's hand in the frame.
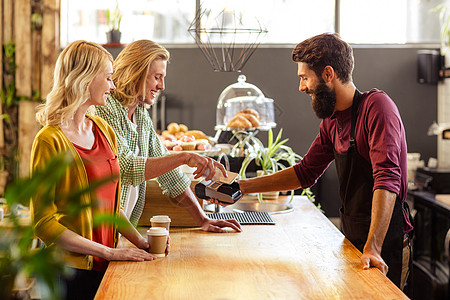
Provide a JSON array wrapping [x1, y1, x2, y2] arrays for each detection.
[[185, 154, 227, 181], [361, 247, 389, 275], [173, 188, 241, 233], [207, 199, 232, 207], [360, 189, 396, 276], [200, 218, 242, 233]]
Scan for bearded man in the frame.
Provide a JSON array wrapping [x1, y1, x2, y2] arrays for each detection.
[[235, 33, 413, 290]]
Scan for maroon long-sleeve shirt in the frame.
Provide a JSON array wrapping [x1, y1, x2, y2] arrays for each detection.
[[294, 88, 413, 233]]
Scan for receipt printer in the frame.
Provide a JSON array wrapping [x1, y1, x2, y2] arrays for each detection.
[[194, 171, 242, 205]]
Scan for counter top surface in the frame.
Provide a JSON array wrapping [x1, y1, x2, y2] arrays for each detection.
[[95, 196, 408, 300]]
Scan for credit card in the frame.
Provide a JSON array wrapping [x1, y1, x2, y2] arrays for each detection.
[[211, 170, 239, 184]]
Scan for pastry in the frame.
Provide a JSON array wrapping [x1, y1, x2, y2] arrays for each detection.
[[174, 132, 185, 139], [167, 122, 180, 134], [239, 109, 260, 120], [238, 113, 260, 128], [181, 141, 196, 151], [180, 135, 195, 142], [196, 142, 212, 151], [195, 139, 211, 151], [227, 114, 252, 129], [179, 124, 188, 132], [163, 140, 178, 150], [185, 130, 208, 140]]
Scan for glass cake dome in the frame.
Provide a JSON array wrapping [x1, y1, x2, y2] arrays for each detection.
[[215, 75, 276, 131]]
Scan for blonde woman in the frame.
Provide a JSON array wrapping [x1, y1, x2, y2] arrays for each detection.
[[96, 40, 241, 232], [31, 40, 160, 300]]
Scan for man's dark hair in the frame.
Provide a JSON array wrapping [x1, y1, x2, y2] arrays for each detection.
[[292, 33, 354, 83]]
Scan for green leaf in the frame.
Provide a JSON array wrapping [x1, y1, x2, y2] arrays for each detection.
[[0, 151, 122, 299], [238, 127, 315, 206]]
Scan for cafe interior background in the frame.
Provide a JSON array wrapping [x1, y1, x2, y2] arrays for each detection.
[[1, 0, 449, 299]]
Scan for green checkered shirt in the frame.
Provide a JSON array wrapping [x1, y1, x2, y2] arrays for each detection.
[[96, 95, 190, 225]]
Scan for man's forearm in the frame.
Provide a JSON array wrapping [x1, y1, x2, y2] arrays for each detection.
[[364, 189, 396, 253], [173, 188, 208, 225], [238, 167, 301, 195], [144, 153, 189, 181]]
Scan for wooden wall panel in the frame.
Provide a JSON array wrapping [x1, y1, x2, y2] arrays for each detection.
[[16, 0, 35, 177], [2, 0, 14, 42], [15, 0, 32, 97], [0, 0, 59, 181], [18, 101, 39, 177], [32, 29, 41, 93], [0, 0, 15, 153], [41, 0, 60, 99], [0, 0, 3, 89], [0, 0, 5, 150]]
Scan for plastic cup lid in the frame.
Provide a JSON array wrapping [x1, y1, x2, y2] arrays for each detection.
[[147, 227, 168, 236], [150, 215, 171, 222]]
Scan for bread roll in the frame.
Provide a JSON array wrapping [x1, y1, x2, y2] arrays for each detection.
[[179, 124, 188, 132], [185, 130, 208, 140], [239, 109, 260, 120], [227, 114, 252, 129], [174, 132, 185, 139], [167, 122, 180, 134], [238, 113, 260, 128]]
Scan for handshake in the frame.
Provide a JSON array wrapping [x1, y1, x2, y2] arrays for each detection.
[[194, 171, 242, 205]]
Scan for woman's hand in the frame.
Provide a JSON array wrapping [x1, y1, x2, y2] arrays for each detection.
[[134, 231, 170, 256], [165, 235, 171, 256], [136, 235, 150, 250], [107, 247, 157, 261]]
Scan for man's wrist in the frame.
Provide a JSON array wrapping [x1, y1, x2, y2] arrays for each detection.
[[363, 238, 382, 254], [236, 180, 245, 195]]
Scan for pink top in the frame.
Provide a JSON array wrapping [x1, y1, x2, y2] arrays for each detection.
[[73, 123, 120, 271]]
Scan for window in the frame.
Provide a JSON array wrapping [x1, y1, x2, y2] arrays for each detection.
[[340, 0, 407, 44], [339, 0, 440, 44], [60, 0, 441, 46], [60, 0, 195, 46], [196, 0, 335, 44]]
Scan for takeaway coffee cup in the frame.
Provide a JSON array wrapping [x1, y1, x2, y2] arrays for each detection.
[[150, 215, 171, 231], [147, 227, 169, 257]]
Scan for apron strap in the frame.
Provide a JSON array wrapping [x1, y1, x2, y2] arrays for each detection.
[[350, 89, 362, 148]]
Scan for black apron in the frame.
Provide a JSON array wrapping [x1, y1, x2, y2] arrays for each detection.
[[334, 89, 404, 287]]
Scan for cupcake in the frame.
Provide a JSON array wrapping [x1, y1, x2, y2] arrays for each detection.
[[179, 135, 196, 150], [163, 140, 178, 150], [196, 140, 212, 151], [181, 141, 196, 151]]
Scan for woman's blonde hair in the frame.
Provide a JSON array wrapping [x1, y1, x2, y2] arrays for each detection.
[[112, 39, 169, 107], [36, 40, 113, 126]]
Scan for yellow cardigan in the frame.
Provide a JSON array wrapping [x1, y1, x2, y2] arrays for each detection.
[[30, 115, 121, 270]]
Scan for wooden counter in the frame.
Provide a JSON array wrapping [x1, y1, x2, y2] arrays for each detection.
[[95, 196, 408, 300]]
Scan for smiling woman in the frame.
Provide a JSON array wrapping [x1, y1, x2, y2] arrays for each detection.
[[31, 40, 157, 300]]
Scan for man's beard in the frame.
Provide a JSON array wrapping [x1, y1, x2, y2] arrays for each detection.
[[307, 79, 336, 119]]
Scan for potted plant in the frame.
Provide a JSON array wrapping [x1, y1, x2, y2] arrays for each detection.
[[238, 128, 315, 203], [106, 2, 122, 44], [0, 154, 71, 300]]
